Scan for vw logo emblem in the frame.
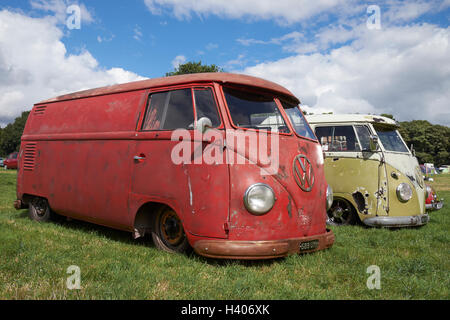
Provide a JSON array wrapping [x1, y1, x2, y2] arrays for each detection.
[[293, 154, 315, 192]]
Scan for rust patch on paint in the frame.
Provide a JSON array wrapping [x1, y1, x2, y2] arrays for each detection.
[[287, 195, 292, 218]]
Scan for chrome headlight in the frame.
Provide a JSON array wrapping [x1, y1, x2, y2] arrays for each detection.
[[244, 183, 275, 215], [396, 183, 413, 202], [326, 185, 333, 210]]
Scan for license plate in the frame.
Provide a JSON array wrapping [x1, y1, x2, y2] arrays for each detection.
[[299, 240, 319, 252]]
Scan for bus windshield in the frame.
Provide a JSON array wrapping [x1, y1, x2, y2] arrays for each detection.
[[374, 126, 409, 153]]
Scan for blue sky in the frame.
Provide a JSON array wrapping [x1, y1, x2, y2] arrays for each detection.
[[4, 0, 339, 77], [0, 0, 449, 126]]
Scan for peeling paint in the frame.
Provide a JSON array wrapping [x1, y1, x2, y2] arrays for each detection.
[[287, 196, 292, 218]]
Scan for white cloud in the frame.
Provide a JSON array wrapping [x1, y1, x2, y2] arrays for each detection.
[[30, 0, 95, 25], [241, 24, 450, 126], [383, 0, 434, 23], [97, 34, 115, 43], [133, 25, 143, 41], [171, 55, 187, 69], [144, 0, 350, 25], [205, 42, 218, 50], [225, 54, 247, 69], [0, 9, 146, 127], [237, 31, 304, 48]]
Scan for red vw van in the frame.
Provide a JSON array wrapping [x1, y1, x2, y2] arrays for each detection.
[[4, 152, 19, 170], [15, 73, 334, 259]]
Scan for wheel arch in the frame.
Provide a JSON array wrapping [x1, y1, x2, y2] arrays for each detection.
[[132, 200, 184, 239], [329, 193, 362, 224]]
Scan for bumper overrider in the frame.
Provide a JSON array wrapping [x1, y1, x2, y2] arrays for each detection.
[[363, 214, 429, 228], [193, 229, 335, 259], [426, 201, 444, 211]]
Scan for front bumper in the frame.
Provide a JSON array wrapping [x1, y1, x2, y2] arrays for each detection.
[[426, 201, 443, 211], [193, 229, 335, 260], [363, 214, 429, 228]]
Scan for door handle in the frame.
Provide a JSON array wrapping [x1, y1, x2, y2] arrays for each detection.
[[134, 154, 146, 161]]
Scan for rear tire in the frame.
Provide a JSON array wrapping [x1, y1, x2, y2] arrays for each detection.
[[151, 206, 190, 254], [28, 197, 53, 222], [327, 198, 358, 226]]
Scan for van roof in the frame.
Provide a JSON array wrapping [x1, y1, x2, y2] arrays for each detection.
[[37, 72, 299, 105], [306, 114, 399, 127]]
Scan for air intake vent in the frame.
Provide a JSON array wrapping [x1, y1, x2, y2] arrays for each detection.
[[23, 143, 37, 171], [34, 106, 47, 115]]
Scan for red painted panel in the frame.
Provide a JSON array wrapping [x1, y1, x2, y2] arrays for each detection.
[[227, 134, 327, 241]]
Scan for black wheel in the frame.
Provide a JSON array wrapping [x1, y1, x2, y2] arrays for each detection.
[[327, 198, 357, 226], [28, 197, 53, 222], [151, 206, 190, 254]]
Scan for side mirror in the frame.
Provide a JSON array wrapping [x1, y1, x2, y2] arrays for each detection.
[[196, 117, 212, 134], [369, 135, 379, 151]]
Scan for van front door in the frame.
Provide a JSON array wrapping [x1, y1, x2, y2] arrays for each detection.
[[315, 124, 387, 222], [354, 125, 389, 216], [131, 87, 229, 239]]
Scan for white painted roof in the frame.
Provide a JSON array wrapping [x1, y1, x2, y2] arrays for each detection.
[[305, 114, 398, 126]]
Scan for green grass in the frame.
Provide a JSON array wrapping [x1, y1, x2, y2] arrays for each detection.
[[0, 170, 449, 300]]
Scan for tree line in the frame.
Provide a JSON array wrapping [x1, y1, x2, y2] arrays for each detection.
[[0, 62, 448, 167]]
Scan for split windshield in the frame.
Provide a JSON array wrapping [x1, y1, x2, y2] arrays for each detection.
[[223, 87, 316, 140], [374, 126, 409, 153]]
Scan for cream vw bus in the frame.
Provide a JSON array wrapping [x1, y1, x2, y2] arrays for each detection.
[[306, 114, 429, 228]]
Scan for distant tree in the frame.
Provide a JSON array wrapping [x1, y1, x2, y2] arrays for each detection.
[[398, 120, 450, 166], [0, 111, 30, 156], [165, 61, 223, 77]]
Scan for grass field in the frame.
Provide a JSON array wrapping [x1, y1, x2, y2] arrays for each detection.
[[0, 170, 449, 300]]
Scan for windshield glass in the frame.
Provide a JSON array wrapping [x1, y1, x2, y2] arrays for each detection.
[[281, 102, 316, 140], [223, 87, 290, 133], [375, 126, 409, 153]]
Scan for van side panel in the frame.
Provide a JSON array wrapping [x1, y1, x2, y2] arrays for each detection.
[[20, 90, 147, 231], [25, 91, 143, 135]]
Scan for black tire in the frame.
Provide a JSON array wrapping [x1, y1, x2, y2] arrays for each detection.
[[327, 198, 358, 226], [151, 206, 190, 254], [28, 197, 53, 222]]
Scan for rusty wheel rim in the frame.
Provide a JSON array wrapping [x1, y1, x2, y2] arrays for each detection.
[[328, 199, 352, 225], [160, 209, 184, 246], [34, 199, 47, 217]]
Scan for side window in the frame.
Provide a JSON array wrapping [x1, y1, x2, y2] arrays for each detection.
[[315, 126, 333, 151], [315, 126, 360, 152], [142, 89, 194, 131], [354, 125, 372, 151], [193, 88, 221, 127]]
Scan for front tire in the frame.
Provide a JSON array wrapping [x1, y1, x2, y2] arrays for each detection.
[[327, 198, 358, 226], [151, 206, 190, 254], [28, 197, 53, 222]]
